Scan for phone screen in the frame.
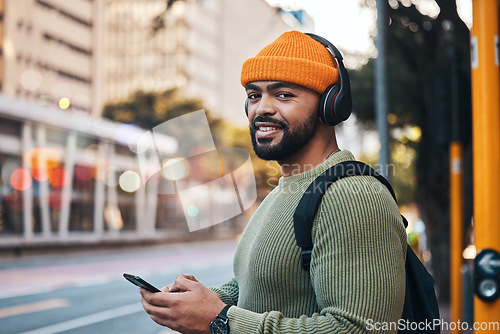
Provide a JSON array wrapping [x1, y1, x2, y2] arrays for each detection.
[[123, 273, 161, 293]]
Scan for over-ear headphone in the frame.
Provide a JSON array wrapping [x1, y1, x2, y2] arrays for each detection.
[[306, 33, 352, 126], [244, 33, 352, 126]]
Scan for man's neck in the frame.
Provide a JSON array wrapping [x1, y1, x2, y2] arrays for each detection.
[[278, 145, 340, 177]]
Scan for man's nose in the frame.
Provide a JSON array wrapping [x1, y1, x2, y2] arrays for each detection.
[[255, 95, 277, 116]]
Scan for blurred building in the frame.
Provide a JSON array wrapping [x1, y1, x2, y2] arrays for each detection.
[[0, 0, 97, 113], [0, 0, 312, 121], [0, 0, 312, 248], [102, 0, 313, 125]]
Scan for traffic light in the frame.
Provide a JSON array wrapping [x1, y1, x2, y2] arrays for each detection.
[[474, 249, 500, 302]]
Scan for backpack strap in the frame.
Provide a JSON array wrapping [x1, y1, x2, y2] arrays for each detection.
[[293, 160, 408, 271]]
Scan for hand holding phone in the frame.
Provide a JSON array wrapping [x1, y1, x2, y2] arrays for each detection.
[[123, 273, 161, 293]]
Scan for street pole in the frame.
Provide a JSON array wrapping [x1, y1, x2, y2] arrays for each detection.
[[449, 47, 464, 333], [471, 0, 500, 330], [375, 0, 390, 180]]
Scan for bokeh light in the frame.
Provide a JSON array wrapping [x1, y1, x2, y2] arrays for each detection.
[[59, 97, 71, 110], [187, 205, 199, 217], [463, 244, 477, 260], [27, 147, 62, 182], [406, 126, 422, 142], [31, 167, 49, 182], [75, 164, 94, 181], [387, 113, 397, 125], [10, 168, 32, 191], [162, 158, 190, 180], [25, 147, 61, 169], [119, 170, 141, 193], [49, 166, 69, 189]]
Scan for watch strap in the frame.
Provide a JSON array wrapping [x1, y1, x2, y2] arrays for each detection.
[[218, 304, 231, 320], [210, 305, 231, 334]]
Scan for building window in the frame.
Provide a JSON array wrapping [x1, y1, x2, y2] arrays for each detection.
[[37, 0, 92, 28], [43, 33, 92, 56]]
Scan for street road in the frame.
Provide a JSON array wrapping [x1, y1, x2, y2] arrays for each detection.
[[0, 239, 238, 334]]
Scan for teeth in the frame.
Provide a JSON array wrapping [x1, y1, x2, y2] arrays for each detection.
[[259, 127, 279, 132]]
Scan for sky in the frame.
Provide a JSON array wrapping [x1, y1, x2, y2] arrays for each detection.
[[265, 0, 473, 68]]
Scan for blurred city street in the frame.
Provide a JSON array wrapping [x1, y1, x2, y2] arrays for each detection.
[[0, 239, 237, 334], [0, 0, 495, 330]]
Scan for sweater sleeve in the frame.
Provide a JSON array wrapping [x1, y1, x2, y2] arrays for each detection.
[[225, 176, 407, 333], [210, 277, 240, 306]]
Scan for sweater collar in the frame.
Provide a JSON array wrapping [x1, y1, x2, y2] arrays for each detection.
[[277, 150, 356, 188]]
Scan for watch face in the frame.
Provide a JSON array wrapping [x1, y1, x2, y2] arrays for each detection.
[[210, 319, 228, 334]]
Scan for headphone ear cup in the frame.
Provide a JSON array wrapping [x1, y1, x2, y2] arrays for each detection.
[[245, 99, 249, 117], [319, 85, 341, 126], [333, 66, 352, 123], [333, 88, 352, 124]]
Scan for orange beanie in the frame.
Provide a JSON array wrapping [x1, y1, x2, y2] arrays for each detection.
[[240, 31, 340, 94]]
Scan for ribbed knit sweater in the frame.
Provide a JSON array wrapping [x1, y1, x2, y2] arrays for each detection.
[[211, 150, 407, 333]]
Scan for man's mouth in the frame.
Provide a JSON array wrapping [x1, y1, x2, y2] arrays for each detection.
[[254, 122, 284, 139], [259, 126, 281, 132]]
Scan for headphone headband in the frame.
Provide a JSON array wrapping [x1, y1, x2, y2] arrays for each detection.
[[305, 33, 344, 62]]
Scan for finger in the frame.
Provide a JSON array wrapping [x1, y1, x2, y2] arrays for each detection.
[[168, 281, 181, 293], [141, 297, 171, 324], [167, 285, 181, 293], [168, 274, 197, 292], [164, 282, 183, 293], [181, 273, 198, 282], [171, 274, 199, 292], [140, 288, 170, 307]]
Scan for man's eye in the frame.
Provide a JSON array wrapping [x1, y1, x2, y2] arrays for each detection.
[[277, 92, 294, 98], [247, 93, 260, 100]]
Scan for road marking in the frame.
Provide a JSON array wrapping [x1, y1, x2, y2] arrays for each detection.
[[18, 303, 144, 334], [0, 298, 69, 318]]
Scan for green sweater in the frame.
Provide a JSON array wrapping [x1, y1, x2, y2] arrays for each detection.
[[211, 151, 407, 333]]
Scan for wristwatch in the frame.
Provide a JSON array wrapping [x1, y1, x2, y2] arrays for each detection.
[[209, 304, 231, 334]]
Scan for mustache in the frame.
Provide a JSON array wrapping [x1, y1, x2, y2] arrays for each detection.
[[251, 116, 287, 129]]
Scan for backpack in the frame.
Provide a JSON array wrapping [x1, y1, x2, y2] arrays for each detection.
[[293, 161, 440, 334]]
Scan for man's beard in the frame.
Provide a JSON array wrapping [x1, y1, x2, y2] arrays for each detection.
[[249, 112, 318, 161]]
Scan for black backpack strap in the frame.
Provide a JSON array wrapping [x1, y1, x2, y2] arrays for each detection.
[[293, 161, 407, 271]]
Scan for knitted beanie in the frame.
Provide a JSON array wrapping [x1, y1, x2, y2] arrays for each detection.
[[241, 31, 339, 94]]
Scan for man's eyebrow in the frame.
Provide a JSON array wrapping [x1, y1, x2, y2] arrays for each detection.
[[246, 82, 303, 92], [267, 82, 302, 91], [245, 83, 261, 92]]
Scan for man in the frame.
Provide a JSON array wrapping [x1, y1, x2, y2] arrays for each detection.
[[140, 31, 407, 334]]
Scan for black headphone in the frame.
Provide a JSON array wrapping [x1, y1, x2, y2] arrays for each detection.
[[244, 33, 352, 126]]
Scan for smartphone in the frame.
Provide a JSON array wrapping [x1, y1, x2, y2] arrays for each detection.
[[123, 273, 161, 293]]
